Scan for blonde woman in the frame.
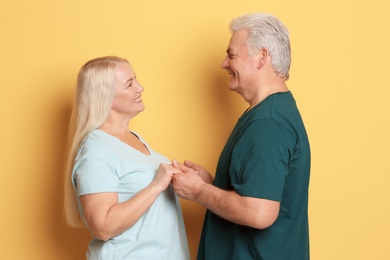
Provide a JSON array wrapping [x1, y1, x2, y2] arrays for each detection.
[[64, 56, 189, 259]]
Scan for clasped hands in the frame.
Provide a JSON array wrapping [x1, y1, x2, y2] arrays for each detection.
[[169, 160, 213, 201]]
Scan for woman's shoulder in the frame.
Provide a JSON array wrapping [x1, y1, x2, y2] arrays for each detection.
[[77, 130, 118, 159], [81, 130, 109, 148]]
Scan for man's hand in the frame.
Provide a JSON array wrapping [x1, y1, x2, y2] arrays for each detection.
[[182, 160, 214, 184], [171, 160, 207, 200]]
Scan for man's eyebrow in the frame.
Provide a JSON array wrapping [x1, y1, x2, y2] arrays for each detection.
[[226, 48, 236, 56]]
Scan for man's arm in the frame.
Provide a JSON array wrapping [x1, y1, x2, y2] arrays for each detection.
[[171, 161, 280, 229]]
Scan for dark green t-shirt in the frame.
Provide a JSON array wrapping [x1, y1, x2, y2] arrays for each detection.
[[197, 91, 310, 260]]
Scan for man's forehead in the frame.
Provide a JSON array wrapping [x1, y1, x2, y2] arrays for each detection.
[[227, 29, 248, 52]]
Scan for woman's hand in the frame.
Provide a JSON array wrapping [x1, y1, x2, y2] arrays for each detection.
[[152, 163, 182, 191]]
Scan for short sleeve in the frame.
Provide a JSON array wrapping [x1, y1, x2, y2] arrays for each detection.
[[230, 119, 295, 201], [73, 139, 120, 196]]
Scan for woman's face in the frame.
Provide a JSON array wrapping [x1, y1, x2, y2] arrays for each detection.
[[111, 62, 145, 118]]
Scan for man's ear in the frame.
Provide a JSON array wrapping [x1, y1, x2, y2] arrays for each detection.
[[257, 48, 269, 69]]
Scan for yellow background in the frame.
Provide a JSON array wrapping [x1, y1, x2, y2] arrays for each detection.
[[1, 0, 389, 259]]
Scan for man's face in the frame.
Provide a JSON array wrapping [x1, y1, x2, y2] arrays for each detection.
[[221, 29, 259, 100]]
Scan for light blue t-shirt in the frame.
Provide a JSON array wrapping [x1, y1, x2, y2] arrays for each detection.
[[72, 130, 190, 260]]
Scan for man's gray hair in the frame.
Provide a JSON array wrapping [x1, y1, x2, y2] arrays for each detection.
[[230, 13, 291, 80]]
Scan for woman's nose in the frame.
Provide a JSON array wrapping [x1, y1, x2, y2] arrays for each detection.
[[135, 80, 144, 92]]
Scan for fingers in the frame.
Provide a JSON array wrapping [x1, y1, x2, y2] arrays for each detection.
[[184, 160, 203, 173], [171, 160, 187, 172], [169, 164, 182, 174], [183, 160, 195, 168], [154, 164, 178, 191], [172, 159, 197, 174], [159, 163, 181, 175]]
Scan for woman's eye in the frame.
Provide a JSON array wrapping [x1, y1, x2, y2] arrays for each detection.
[[126, 76, 137, 88], [127, 80, 135, 87]]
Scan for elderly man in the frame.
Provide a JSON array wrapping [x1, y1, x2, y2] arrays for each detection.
[[172, 13, 311, 260]]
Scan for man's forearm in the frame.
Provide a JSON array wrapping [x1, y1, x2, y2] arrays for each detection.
[[195, 184, 280, 229]]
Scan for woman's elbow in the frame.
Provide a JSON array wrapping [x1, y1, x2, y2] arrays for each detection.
[[86, 222, 115, 241], [91, 229, 113, 242]]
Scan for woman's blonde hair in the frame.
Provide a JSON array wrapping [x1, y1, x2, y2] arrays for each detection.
[[63, 56, 128, 227]]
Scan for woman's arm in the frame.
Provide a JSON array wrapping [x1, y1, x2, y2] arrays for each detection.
[[80, 163, 180, 241]]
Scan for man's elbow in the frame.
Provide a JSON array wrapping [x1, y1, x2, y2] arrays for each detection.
[[251, 214, 278, 229], [249, 205, 280, 229]]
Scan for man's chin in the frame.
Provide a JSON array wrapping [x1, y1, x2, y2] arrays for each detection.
[[228, 84, 239, 92]]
